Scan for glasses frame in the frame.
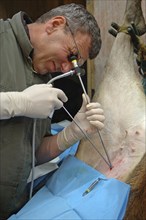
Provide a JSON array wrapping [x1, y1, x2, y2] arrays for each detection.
[[66, 22, 85, 67]]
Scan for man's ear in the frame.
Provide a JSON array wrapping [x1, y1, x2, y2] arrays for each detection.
[[45, 16, 67, 34]]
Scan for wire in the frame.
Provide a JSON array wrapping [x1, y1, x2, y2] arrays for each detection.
[[29, 118, 36, 199], [47, 70, 75, 84], [29, 70, 77, 200]]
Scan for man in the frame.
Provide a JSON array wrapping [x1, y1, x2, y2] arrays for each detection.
[[0, 3, 104, 219]]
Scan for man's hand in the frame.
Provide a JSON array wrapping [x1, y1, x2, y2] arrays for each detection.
[[57, 93, 105, 151], [0, 84, 68, 119], [72, 93, 105, 134]]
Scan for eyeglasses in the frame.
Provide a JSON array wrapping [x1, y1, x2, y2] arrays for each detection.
[[66, 23, 85, 67]]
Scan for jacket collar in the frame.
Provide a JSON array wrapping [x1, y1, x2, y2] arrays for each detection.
[[9, 11, 33, 60]]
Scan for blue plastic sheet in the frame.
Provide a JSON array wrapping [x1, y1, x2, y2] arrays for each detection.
[[9, 156, 130, 220]]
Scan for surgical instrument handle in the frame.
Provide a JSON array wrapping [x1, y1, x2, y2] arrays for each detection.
[[82, 179, 99, 196], [82, 178, 107, 196]]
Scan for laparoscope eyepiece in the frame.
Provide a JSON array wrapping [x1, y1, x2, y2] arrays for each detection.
[[68, 54, 78, 62], [68, 54, 85, 76]]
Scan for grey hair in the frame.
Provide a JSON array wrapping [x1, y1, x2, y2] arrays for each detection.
[[36, 3, 101, 59]]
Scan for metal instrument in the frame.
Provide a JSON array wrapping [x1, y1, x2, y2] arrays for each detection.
[[68, 55, 113, 169], [82, 178, 107, 196]]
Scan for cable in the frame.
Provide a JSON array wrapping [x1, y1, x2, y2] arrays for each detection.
[[29, 70, 77, 200], [47, 70, 75, 84], [29, 118, 36, 199]]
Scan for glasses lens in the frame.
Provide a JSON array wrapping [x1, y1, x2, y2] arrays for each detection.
[[78, 56, 84, 67], [67, 24, 85, 67]]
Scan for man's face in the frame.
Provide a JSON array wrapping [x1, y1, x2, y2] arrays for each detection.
[[31, 18, 91, 74]]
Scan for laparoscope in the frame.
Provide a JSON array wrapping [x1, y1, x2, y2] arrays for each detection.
[[29, 55, 112, 199]]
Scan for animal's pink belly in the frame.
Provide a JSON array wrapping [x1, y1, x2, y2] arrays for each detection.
[[76, 127, 145, 182], [99, 128, 145, 181]]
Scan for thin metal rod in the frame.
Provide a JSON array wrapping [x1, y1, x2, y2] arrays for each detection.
[[78, 73, 89, 103], [97, 130, 113, 169], [77, 73, 113, 169], [62, 106, 112, 169]]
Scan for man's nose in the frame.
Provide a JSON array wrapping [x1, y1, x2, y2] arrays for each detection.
[[61, 62, 73, 73]]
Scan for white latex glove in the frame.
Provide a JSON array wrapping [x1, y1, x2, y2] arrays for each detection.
[[57, 93, 105, 151], [0, 84, 68, 119]]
